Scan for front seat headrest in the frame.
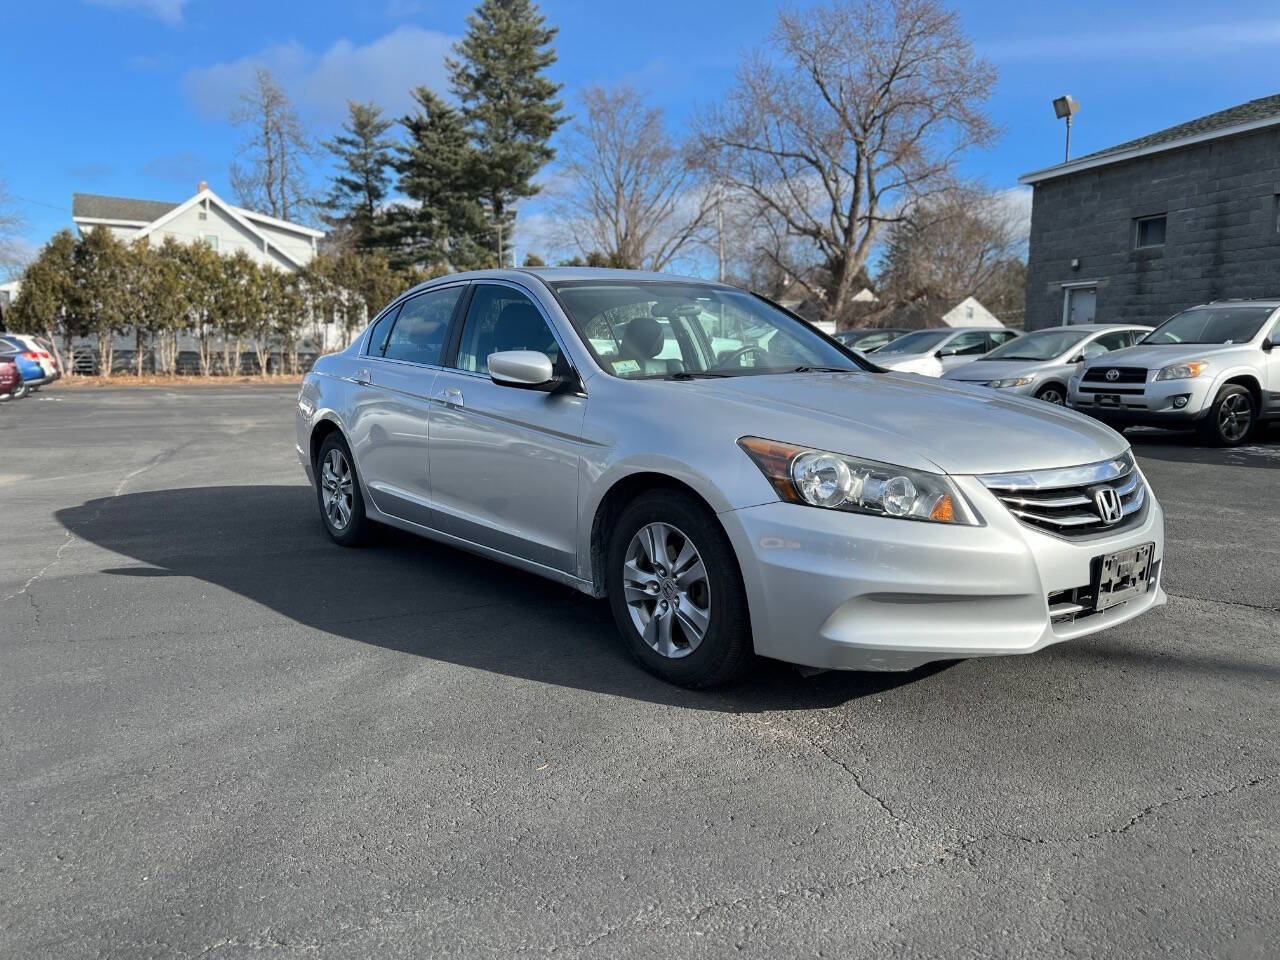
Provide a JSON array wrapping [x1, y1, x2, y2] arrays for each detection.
[[621, 315, 665, 360]]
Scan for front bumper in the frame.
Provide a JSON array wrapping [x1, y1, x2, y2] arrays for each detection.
[[1069, 374, 1214, 425], [718, 474, 1165, 672]]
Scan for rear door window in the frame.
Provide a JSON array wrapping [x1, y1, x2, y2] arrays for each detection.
[[382, 286, 464, 366]]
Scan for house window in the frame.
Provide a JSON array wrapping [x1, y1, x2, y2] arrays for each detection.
[[1134, 214, 1166, 249], [202, 234, 219, 251]]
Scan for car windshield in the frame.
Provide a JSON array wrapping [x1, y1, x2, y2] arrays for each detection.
[[981, 329, 1086, 361], [549, 281, 865, 379], [873, 330, 949, 355], [1143, 306, 1273, 344]]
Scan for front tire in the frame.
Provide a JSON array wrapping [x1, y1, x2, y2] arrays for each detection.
[[315, 433, 372, 546], [1197, 384, 1254, 447], [606, 490, 753, 688], [1034, 382, 1066, 405]]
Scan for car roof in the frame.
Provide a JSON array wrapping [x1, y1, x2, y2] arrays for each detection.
[[1031, 323, 1152, 332], [394, 266, 738, 306]]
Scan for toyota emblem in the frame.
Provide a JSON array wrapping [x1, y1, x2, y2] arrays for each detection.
[[1104, 369, 1120, 382]]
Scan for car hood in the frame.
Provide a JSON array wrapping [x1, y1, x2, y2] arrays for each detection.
[[663, 371, 1127, 475], [1083, 341, 1252, 371], [942, 359, 1053, 381]]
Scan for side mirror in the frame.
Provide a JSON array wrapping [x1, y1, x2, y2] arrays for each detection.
[[488, 350, 557, 390], [1263, 339, 1275, 352], [934, 349, 945, 358]]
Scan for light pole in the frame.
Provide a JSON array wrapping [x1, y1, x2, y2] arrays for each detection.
[[1053, 95, 1080, 162]]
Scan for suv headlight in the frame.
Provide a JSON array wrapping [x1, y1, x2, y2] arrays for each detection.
[[738, 437, 980, 525], [988, 376, 1034, 388], [1154, 360, 1207, 381]]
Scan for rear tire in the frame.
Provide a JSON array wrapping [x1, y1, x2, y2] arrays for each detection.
[[11, 381, 27, 400], [315, 433, 373, 546], [1197, 384, 1254, 447], [606, 490, 753, 688]]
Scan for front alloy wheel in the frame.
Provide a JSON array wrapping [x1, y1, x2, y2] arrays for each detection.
[[1035, 384, 1066, 405], [1198, 384, 1254, 447], [622, 522, 712, 659], [606, 490, 753, 688]]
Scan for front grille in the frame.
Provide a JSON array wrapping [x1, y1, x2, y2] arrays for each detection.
[[1082, 366, 1146, 384], [979, 452, 1146, 538]]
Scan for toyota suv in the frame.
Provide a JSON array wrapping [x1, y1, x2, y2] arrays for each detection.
[[1068, 300, 1280, 446]]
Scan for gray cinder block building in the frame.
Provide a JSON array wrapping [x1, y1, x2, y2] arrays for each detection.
[[1020, 94, 1280, 330]]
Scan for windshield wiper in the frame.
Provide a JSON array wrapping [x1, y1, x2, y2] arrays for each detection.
[[663, 371, 733, 380], [791, 365, 856, 373]]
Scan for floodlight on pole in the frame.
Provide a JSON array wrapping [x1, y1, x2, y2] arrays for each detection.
[[1053, 95, 1080, 162]]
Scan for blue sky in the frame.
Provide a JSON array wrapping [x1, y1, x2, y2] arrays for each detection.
[[5, 0, 1280, 274]]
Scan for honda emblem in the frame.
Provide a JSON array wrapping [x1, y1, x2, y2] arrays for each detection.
[[1094, 486, 1123, 524]]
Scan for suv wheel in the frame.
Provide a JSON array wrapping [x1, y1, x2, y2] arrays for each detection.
[[606, 491, 753, 688], [1198, 384, 1254, 447], [315, 433, 372, 546]]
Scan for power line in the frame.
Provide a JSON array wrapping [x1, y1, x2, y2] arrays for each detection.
[[11, 194, 69, 213]]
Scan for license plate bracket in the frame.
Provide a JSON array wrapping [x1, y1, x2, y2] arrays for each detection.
[[1092, 542, 1155, 612], [1096, 393, 1122, 406]]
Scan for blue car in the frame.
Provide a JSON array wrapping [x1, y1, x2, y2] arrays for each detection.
[[0, 337, 48, 398]]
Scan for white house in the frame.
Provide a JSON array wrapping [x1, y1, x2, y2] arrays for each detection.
[[72, 183, 323, 272], [940, 296, 1003, 329]]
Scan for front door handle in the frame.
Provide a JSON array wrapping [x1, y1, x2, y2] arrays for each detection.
[[354, 367, 371, 385], [434, 386, 464, 407]]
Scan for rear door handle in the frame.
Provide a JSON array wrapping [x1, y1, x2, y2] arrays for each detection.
[[354, 367, 371, 385], [434, 387, 464, 407]]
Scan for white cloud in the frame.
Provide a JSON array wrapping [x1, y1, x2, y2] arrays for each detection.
[[182, 26, 456, 125], [85, 0, 186, 25]]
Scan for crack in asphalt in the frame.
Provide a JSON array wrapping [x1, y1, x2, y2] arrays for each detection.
[[1165, 591, 1279, 614], [811, 741, 914, 829], [1, 440, 196, 608]]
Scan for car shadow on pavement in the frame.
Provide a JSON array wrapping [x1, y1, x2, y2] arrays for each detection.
[[56, 485, 952, 713]]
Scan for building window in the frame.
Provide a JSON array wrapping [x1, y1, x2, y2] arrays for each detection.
[[202, 234, 219, 251], [1134, 214, 1166, 249]]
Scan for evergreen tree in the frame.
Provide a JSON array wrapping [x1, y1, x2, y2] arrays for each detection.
[[448, 0, 565, 266], [322, 101, 395, 251], [386, 87, 488, 271]]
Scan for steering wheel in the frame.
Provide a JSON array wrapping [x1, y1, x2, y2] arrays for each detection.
[[716, 344, 773, 369]]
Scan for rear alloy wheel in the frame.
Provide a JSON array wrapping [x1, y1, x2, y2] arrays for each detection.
[[316, 433, 372, 546], [1035, 383, 1066, 405], [1198, 384, 1254, 447], [11, 381, 27, 400], [607, 491, 753, 688]]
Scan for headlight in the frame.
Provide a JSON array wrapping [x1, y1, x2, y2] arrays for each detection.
[[738, 437, 980, 525], [988, 376, 1034, 388], [1154, 360, 1207, 381]]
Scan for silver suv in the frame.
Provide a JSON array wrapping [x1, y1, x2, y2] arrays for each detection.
[[1068, 301, 1280, 445]]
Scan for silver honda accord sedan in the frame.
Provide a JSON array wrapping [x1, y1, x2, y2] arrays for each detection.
[[295, 268, 1166, 688]]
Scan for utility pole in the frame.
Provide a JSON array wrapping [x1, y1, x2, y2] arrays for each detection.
[[716, 187, 725, 283]]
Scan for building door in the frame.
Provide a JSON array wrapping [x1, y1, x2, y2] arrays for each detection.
[[1064, 286, 1096, 324]]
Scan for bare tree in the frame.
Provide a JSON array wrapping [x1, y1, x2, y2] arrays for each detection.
[[556, 86, 715, 271], [695, 0, 997, 325], [875, 187, 1025, 326], [0, 178, 27, 280], [230, 68, 315, 222]]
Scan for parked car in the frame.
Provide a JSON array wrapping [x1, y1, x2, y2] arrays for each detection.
[[0, 341, 47, 398], [941, 324, 1152, 405], [871, 326, 1021, 377], [296, 268, 1165, 688], [0, 333, 60, 384], [1068, 300, 1280, 446], [0, 351, 23, 401], [832, 328, 908, 353]]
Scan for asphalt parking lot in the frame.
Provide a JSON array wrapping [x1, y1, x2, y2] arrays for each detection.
[[2, 385, 1278, 959]]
